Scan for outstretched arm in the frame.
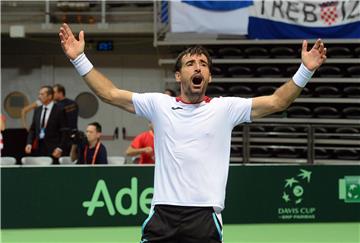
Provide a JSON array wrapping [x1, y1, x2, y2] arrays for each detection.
[[21, 101, 38, 131], [59, 23, 135, 113], [251, 39, 327, 119]]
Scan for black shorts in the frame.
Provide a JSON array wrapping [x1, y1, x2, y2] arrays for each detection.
[[140, 205, 223, 243]]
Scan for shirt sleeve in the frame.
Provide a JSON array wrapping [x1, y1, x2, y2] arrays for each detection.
[[130, 133, 143, 149], [132, 93, 160, 122], [225, 97, 252, 127]]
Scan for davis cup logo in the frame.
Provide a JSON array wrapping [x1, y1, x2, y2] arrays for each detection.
[[282, 169, 312, 205], [278, 169, 316, 220]]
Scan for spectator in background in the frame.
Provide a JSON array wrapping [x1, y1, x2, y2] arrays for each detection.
[[70, 122, 108, 164], [21, 84, 78, 131], [164, 88, 176, 97], [53, 84, 78, 130], [125, 123, 154, 164], [0, 114, 5, 155], [25, 86, 68, 162], [125, 89, 174, 164]]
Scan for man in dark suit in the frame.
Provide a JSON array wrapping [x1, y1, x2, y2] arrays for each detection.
[[25, 85, 68, 162]]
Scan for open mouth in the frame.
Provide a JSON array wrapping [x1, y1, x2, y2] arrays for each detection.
[[191, 74, 203, 85]]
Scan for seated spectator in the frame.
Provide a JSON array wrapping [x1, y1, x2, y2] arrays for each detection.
[[70, 122, 108, 164], [126, 123, 154, 164]]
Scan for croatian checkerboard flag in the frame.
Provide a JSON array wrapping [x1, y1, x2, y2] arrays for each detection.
[[248, 0, 360, 39], [170, 0, 253, 35]]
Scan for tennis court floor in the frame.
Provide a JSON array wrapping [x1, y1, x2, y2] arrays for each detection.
[[2, 223, 359, 243]]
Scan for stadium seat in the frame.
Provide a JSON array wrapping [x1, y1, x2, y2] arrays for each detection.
[[107, 156, 126, 165], [287, 106, 312, 118], [256, 85, 277, 96], [0, 156, 17, 166], [230, 145, 242, 157], [21, 156, 53, 165], [227, 66, 252, 77], [343, 107, 360, 119], [211, 66, 224, 77], [355, 47, 360, 57], [218, 47, 242, 58], [228, 85, 253, 97], [314, 106, 340, 118], [206, 85, 226, 96], [299, 87, 312, 97], [317, 66, 342, 77], [286, 65, 300, 77], [344, 86, 360, 98], [250, 126, 266, 137], [314, 86, 341, 98], [335, 127, 359, 139], [255, 66, 281, 77], [59, 156, 77, 164], [272, 147, 300, 158], [244, 47, 269, 58], [272, 126, 298, 137], [326, 46, 352, 58], [347, 66, 360, 77], [270, 46, 296, 58], [334, 149, 360, 160], [250, 147, 271, 157], [315, 148, 331, 159]]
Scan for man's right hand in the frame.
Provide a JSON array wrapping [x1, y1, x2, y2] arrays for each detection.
[[59, 23, 85, 60], [25, 144, 32, 154]]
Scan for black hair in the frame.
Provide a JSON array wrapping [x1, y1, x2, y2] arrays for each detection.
[[88, 122, 102, 133], [40, 85, 54, 97], [53, 84, 66, 96], [174, 45, 212, 73]]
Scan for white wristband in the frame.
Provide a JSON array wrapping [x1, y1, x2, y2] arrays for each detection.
[[292, 63, 315, 88], [70, 53, 93, 76]]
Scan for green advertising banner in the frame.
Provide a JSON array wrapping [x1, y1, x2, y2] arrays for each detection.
[[1, 165, 359, 229]]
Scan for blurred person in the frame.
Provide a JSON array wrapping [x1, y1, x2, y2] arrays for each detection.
[[164, 88, 176, 97], [125, 89, 174, 164], [70, 122, 108, 164], [53, 84, 78, 130], [125, 123, 154, 164], [0, 114, 5, 155], [21, 84, 78, 131], [25, 86, 68, 162], [21, 100, 42, 131], [60, 23, 326, 242]]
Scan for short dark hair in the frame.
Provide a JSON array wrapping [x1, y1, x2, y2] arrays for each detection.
[[164, 88, 176, 97], [41, 85, 54, 97], [53, 84, 66, 96], [88, 122, 102, 133], [174, 45, 212, 73]]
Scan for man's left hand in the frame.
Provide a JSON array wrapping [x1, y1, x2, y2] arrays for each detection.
[[301, 39, 327, 71]]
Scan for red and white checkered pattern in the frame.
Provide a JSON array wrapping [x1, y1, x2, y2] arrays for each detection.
[[320, 5, 338, 26]]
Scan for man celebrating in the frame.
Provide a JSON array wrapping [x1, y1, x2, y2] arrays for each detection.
[[59, 23, 326, 242]]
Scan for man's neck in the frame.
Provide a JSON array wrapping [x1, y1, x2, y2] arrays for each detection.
[[88, 140, 98, 148], [179, 93, 204, 104]]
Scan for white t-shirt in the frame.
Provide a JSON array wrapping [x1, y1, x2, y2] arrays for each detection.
[[133, 93, 252, 211]]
